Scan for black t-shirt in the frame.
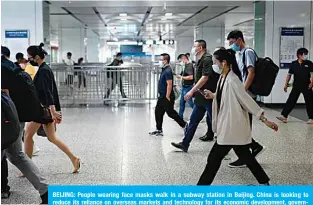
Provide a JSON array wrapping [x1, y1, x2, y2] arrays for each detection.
[[288, 60, 313, 89], [181, 63, 194, 87], [194, 53, 219, 105]]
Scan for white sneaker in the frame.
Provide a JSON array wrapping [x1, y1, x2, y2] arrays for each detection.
[[307, 119, 313, 125], [32, 144, 40, 156]]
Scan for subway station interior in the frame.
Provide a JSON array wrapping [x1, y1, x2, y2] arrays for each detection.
[[1, 0, 313, 204]]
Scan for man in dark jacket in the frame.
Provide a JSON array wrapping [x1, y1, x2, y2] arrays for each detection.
[[1, 46, 48, 204], [104, 53, 127, 100]]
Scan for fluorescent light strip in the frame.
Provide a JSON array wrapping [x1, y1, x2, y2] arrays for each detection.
[[119, 13, 127, 17]]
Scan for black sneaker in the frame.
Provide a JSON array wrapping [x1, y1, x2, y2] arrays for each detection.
[[149, 130, 163, 136], [1, 190, 11, 199], [228, 159, 247, 168], [252, 146, 265, 158], [40, 191, 48, 204], [199, 133, 214, 142], [1, 185, 10, 199], [171, 142, 188, 152]]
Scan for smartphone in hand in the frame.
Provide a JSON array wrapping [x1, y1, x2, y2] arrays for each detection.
[[197, 89, 206, 96]]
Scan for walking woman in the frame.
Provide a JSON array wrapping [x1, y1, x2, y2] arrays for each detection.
[[197, 49, 278, 185], [24, 43, 81, 173]]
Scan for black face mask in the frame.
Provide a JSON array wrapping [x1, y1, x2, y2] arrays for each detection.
[[28, 58, 38, 66]]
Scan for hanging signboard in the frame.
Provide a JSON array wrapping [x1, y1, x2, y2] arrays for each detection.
[[4, 30, 30, 59], [280, 27, 304, 69]]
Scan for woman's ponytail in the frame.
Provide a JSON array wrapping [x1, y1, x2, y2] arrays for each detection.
[[226, 49, 242, 82]]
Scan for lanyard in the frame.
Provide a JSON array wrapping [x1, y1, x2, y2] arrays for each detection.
[[216, 70, 230, 113]]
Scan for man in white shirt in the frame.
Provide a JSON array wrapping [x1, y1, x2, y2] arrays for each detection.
[[63, 52, 75, 94], [227, 30, 265, 168]]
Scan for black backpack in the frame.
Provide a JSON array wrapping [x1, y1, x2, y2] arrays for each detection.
[[1, 92, 21, 150], [9, 69, 42, 122], [243, 49, 279, 96]]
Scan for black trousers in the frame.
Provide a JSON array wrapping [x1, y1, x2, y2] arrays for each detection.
[[155, 98, 186, 131], [1, 155, 9, 191], [105, 76, 126, 98], [249, 113, 262, 150], [78, 73, 86, 88], [197, 142, 270, 185], [282, 87, 313, 119]]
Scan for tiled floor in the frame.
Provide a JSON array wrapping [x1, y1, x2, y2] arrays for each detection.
[[2, 102, 313, 204]]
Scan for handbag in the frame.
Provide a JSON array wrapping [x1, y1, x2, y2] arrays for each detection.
[[37, 106, 56, 137], [42, 106, 53, 122], [37, 123, 57, 137]]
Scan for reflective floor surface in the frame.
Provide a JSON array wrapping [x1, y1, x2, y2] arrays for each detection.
[[2, 103, 313, 204]]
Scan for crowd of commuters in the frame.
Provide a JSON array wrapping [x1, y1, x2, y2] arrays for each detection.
[[1, 43, 81, 204], [1, 29, 313, 203]]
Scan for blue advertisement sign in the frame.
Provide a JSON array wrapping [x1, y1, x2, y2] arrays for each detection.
[[281, 28, 304, 36], [5, 30, 29, 38]]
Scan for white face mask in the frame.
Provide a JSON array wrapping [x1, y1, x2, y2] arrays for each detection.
[[191, 47, 196, 55], [212, 64, 222, 74], [158, 61, 164, 67], [180, 61, 185, 67]]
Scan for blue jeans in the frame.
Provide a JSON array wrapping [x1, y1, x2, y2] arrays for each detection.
[[179, 86, 194, 118], [182, 102, 213, 149]]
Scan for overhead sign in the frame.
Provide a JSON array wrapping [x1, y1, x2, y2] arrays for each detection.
[[280, 27, 304, 69], [5, 30, 29, 38], [4, 30, 30, 59]]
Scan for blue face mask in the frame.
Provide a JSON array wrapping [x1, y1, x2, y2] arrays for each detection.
[[231, 43, 240, 52]]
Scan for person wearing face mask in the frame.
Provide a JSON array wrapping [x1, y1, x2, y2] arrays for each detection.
[[104, 53, 127, 101], [149, 53, 188, 136], [277, 48, 313, 124], [176, 54, 194, 119], [186, 53, 196, 64], [1, 46, 48, 204], [171, 40, 220, 152], [15, 52, 41, 156], [226, 30, 265, 168], [15, 53, 37, 80], [24, 43, 81, 174], [197, 48, 278, 185]]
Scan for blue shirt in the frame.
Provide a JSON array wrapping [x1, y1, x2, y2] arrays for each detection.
[[237, 47, 257, 98], [158, 65, 173, 99]]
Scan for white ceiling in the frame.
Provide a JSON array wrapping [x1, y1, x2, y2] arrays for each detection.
[[49, 1, 255, 40]]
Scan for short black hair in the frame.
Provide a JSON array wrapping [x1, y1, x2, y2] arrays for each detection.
[[1, 46, 10, 58], [227, 30, 245, 43], [78, 57, 84, 64], [195, 39, 206, 50], [177, 53, 187, 60], [16, 52, 24, 60], [161, 53, 170, 63], [297, 48, 308, 57], [116, 52, 122, 57], [67, 52, 72, 57], [186, 53, 190, 56]]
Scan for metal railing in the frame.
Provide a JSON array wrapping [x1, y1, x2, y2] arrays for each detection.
[[50, 63, 163, 106]]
